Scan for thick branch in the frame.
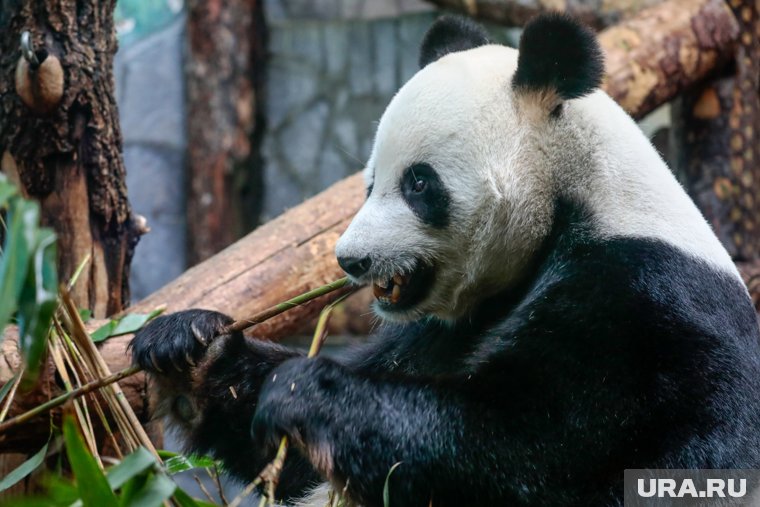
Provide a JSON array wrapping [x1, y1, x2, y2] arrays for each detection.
[[601, 0, 739, 119], [425, 0, 663, 29], [0, 175, 364, 451]]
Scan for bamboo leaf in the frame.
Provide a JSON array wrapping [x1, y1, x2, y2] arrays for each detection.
[[122, 471, 175, 507], [0, 371, 18, 405], [0, 199, 35, 335], [0, 442, 48, 492], [172, 487, 218, 507], [91, 309, 164, 343], [91, 320, 118, 342], [17, 228, 57, 381], [0, 173, 17, 208], [164, 453, 217, 475], [63, 416, 118, 507], [382, 462, 402, 507], [106, 447, 156, 490]]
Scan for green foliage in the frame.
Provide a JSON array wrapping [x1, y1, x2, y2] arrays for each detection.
[[383, 462, 403, 507], [161, 451, 219, 475], [0, 174, 58, 382], [0, 441, 48, 493], [90, 308, 165, 343], [7, 418, 217, 507], [63, 417, 119, 506]]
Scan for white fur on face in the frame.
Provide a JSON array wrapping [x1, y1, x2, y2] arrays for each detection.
[[336, 45, 554, 321], [336, 43, 741, 322]]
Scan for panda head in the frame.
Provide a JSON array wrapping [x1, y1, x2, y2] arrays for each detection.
[[335, 13, 604, 322]]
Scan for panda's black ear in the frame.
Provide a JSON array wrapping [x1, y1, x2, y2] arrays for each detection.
[[512, 13, 604, 101], [419, 15, 490, 68]]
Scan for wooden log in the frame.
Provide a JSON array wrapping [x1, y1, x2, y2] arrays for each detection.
[[0, 0, 744, 452], [670, 1, 760, 261], [0, 174, 365, 452], [600, 0, 739, 119], [425, 0, 663, 29], [185, 0, 266, 265]]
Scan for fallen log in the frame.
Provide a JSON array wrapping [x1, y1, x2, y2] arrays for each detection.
[[425, 0, 663, 29], [0, 0, 742, 452], [0, 174, 364, 451], [601, 0, 739, 119]]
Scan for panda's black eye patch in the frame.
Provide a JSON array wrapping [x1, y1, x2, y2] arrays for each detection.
[[400, 163, 450, 228]]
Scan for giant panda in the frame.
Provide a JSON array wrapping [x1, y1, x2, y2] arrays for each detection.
[[130, 13, 760, 507]]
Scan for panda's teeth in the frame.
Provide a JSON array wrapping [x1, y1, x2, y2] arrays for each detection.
[[391, 283, 401, 303], [393, 274, 404, 286], [373, 284, 385, 299]]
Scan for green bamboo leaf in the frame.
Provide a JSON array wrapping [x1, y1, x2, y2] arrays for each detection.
[[0, 199, 35, 335], [78, 308, 92, 323], [172, 487, 218, 507], [164, 453, 217, 475], [0, 371, 18, 405], [91, 309, 165, 343], [110, 309, 165, 336], [106, 447, 156, 490], [91, 320, 118, 342], [382, 462, 402, 507], [18, 228, 57, 381], [123, 471, 175, 507], [0, 173, 17, 208], [0, 442, 48, 492], [63, 416, 118, 507]]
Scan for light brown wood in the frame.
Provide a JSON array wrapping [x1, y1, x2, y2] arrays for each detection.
[[0, 174, 365, 452], [600, 0, 739, 119], [425, 0, 663, 29]]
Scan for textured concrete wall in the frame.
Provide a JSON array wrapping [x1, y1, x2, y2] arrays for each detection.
[[115, 15, 187, 300], [260, 12, 437, 220]]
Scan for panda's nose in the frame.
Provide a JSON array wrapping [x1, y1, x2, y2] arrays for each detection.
[[337, 256, 372, 278]]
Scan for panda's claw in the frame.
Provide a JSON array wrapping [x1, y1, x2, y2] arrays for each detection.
[[130, 309, 235, 377], [149, 350, 165, 374], [191, 322, 208, 346]]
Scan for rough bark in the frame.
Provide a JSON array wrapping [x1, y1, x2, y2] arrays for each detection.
[[601, 0, 739, 120], [426, 0, 663, 29], [185, 0, 266, 265], [670, 1, 760, 261], [0, 0, 747, 452], [0, 174, 365, 452], [0, 0, 143, 489], [0, 1, 143, 317]]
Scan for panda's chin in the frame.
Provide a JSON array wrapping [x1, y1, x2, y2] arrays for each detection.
[[372, 262, 435, 317]]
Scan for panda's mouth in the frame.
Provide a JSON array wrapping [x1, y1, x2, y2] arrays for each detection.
[[371, 262, 434, 311]]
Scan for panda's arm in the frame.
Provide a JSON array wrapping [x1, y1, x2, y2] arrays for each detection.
[[251, 354, 514, 507], [130, 310, 322, 501]]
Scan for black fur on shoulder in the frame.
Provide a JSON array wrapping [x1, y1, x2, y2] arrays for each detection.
[[512, 12, 604, 100], [419, 15, 490, 68]]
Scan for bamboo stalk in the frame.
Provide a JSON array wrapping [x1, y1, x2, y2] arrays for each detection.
[[0, 277, 351, 435]]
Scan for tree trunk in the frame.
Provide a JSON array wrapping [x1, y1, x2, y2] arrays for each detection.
[[0, 1, 143, 317], [425, 0, 663, 29], [670, 1, 760, 261], [0, 0, 142, 492], [185, 0, 266, 265]]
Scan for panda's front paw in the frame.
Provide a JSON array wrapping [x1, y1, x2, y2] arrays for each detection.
[[130, 309, 234, 375], [251, 357, 345, 459]]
